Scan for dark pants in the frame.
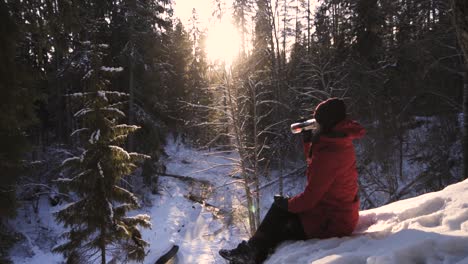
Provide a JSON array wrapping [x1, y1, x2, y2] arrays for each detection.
[[248, 204, 306, 262]]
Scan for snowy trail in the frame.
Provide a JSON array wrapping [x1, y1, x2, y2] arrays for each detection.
[[140, 139, 248, 264]]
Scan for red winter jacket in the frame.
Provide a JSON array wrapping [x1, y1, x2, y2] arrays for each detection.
[[288, 119, 365, 239]]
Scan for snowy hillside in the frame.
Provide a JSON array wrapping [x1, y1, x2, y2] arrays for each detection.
[[8, 140, 468, 264]]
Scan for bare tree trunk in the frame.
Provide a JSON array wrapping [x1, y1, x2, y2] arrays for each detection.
[[282, 0, 287, 62], [272, 2, 282, 70], [240, 1, 247, 57], [265, 0, 280, 73], [307, 0, 310, 52], [100, 230, 106, 264], [225, 76, 257, 234], [452, 0, 468, 179], [463, 70, 468, 179], [128, 50, 135, 151], [399, 134, 404, 181], [252, 83, 261, 229]]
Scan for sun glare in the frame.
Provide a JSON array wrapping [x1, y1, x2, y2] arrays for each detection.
[[205, 18, 241, 67]]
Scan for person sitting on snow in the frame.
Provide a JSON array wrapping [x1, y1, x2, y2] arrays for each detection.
[[219, 97, 366, 264]]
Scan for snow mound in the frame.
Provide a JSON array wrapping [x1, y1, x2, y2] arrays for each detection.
[[267, 179, 468, 264]]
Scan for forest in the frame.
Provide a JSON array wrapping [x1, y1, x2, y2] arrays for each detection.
[[1, 0, 468, 263]]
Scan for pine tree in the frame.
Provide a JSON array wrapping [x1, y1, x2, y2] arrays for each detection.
[[110, 0, 171, 151], [164, 20, 194, 129], [53, 42, 151, 264], [233, 0, 254, 56], [186, 30, 214, 145]]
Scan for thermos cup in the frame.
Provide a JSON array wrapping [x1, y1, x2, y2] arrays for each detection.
[[290, 119, 318, 134]]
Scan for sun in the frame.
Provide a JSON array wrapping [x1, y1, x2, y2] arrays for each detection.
[[205, 18, 241, 67]]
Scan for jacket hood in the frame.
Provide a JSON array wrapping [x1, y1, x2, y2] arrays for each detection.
[[329, 119, 365, 140]]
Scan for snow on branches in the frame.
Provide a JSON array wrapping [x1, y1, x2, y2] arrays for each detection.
[[55, 39, 151, 263], [101, 66, 124, 72]]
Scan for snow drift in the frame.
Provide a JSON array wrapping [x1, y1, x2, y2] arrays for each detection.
[[267, 179, 468, 264]]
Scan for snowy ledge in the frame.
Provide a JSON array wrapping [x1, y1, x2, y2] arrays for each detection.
[[267, 179, 468, 264]]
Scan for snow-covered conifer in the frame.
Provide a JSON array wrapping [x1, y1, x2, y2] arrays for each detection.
[[54, 41, 150, 264]]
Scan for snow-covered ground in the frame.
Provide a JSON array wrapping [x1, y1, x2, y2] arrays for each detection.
[[8, 139, 468, 263], [267, 179, 468, 264], [135, 138, 251, 263]]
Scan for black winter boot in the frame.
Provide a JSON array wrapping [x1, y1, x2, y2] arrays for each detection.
[[219, 241, 257, 264]]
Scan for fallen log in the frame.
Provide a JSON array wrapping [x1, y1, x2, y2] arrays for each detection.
[[184, 193, 216, 208], [155, 245, 179, 264], [155, 172, 210, 186]]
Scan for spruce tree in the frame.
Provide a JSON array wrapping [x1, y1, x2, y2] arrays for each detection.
[[165, 21, 193, 126], [53, 42, 151, 264]]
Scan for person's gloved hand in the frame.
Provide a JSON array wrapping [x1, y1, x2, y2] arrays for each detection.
[[302, 129, 313, 143], [273, 195, 289, 211]]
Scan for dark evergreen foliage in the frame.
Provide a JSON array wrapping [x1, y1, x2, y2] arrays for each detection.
[[0, 0, 38, 219], [54, 42, 151, 263]]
